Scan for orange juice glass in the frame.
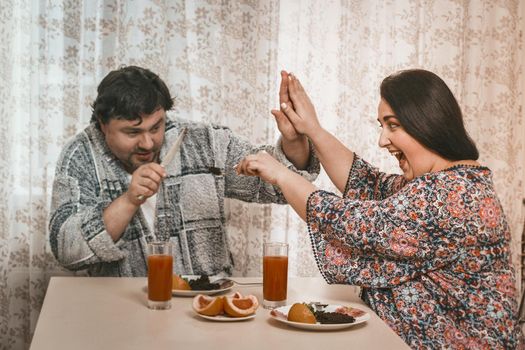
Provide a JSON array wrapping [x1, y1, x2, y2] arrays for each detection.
[[147, 242, 173, 310], [263, 242, 288, 309]]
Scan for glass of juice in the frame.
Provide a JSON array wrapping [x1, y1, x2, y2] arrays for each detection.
[[147, 241, 173, 310], [263, 242, 288, 309]]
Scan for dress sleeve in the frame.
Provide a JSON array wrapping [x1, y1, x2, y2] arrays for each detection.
[[306, 176, 464, 288], [48, 140, 127, 271], [343, 155, 407, 200], [220, 127, 320, 203]]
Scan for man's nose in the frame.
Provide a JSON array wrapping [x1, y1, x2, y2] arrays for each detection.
[[378, 129, 390, 148], [138, 133, 154, 150]]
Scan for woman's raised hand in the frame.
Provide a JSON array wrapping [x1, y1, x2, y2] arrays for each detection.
[[272, 72, 322, 137], [271, 71, 301, 142]]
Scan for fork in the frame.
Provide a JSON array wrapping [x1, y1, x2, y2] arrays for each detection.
[[213, 278, 263, 287]]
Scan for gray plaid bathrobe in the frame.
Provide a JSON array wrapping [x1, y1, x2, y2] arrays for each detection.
[[49, 117, 319, 277]]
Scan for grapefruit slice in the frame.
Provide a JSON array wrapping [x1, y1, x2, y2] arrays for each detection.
[[192, 294, 224, 316], [287, 303, 317, 324], [231, 291, 242, 299], [172, 274, 191, 290], [223, 294, 259, 317]]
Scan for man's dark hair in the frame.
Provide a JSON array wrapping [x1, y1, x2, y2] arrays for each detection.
[[380, 69, 479, 161], [91, 66, 174, 125]]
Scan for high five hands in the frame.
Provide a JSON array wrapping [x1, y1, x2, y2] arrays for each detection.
[[270, 71, 298, 142], [273, 71, 321, 137], [236, 71, 321, 185]]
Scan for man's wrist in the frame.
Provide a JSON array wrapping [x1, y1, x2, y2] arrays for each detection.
[[124, 191, 143, 208], [281, 134, 309, 154], [281, 134, 310, 170], [282, 133, 308, 145]]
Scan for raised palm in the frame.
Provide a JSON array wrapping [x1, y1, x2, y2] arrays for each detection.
[[278, 72, 321, 137]]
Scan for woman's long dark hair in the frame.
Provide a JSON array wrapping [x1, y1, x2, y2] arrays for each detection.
[[380, 69, 479, 160]]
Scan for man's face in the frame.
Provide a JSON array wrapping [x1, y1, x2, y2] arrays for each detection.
[[100, 109, 166, 173]]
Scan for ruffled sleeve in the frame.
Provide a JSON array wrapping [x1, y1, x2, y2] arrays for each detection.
[[306, 174, 466, 287], [343, 155, 407, 200]]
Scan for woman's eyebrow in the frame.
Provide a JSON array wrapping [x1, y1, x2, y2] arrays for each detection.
[[383, 115, 397, 121], [377, 115, 397, 123]]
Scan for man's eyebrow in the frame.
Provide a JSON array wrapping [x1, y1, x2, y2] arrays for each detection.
[[121, 126, 143, 132], [151, 118, 164, 129], [121, 117, 164, 132]]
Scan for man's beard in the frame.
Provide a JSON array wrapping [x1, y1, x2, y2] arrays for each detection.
[[123, 148, 160, 173]]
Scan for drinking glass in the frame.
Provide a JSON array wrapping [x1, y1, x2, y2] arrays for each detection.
[[147, 241, 173, 310], [263, 242, 288, 309]]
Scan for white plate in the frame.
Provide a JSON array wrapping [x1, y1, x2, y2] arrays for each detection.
[[269, 304, 370, 331], [172, 276, 234, 297], [196, 313, 256, 322]]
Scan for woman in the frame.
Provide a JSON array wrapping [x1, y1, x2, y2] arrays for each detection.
[[237, 69, 523, 349]]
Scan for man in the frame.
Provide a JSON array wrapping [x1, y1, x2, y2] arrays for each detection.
[[49, 66, 319, 277]]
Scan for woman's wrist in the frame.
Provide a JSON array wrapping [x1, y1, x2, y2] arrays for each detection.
[[306, 126, 327, 145], [274, 165, 295, 188]]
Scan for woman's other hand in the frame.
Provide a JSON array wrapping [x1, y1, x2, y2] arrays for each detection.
[[237, 149, 317, 222], [235, 150, 289, 186]]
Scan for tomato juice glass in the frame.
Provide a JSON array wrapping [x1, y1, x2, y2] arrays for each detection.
[[263, 242, 288, 309], [147, 241, 173, 310]]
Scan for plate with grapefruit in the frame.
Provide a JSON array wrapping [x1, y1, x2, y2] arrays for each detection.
[[269, 302, 369, 331], [172, 274, 234, 296], [192, 292, 258, 322]]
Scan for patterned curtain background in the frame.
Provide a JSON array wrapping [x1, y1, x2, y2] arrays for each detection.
[[274, 0, 525, 278], [0, 1, 523, 349]]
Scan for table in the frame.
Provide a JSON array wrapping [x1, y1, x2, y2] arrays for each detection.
[[30, 277, 409, 349]]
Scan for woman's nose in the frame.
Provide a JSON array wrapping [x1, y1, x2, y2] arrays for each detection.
[[378, 129, 390, 148]]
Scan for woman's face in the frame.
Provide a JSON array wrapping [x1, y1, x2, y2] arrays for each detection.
[[377, 99, 447, 180]]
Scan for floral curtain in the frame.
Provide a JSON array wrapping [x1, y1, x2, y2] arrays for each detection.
[[274, 0, 525, 280], [0, 0, 523, 349]]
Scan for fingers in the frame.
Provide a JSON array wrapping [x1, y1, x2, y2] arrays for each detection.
[[235, 151, 285, 186], [271, 108, 299, 138], [235, 150, 272, 175], [133, 184, 158, 203], [289, 74, 315, 120], [279, 70, 291, 106], [137, 166, 165, 189], [271, 109, 290, 127], [131, 163, 167, 202], [288, 72, 302, 93], [235, 153, 260, 176], [288, 73, 306, 108], [279, 102, 302, 125], [136, 176, 161, 194]]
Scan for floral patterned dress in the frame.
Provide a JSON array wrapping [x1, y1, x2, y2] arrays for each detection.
[[306, 155, 523, 349]]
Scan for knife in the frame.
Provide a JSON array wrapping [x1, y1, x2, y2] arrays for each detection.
[[136, 128, 187, 202], [161, 127, 187, 168]]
